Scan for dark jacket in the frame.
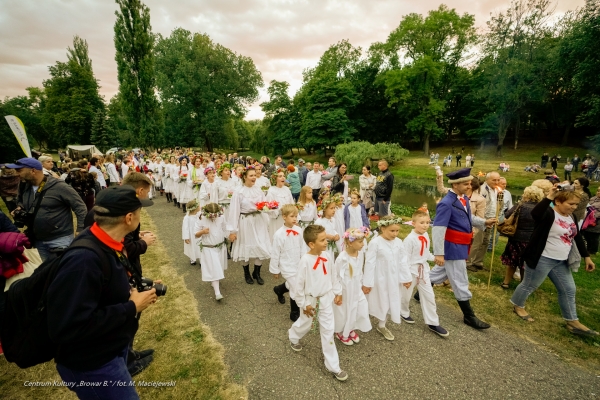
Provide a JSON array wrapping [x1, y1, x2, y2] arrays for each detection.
[[0, 211, 19, 233], [331, 175, 346, 195], [374, 169, 394, 201], [17, 176, 87, 241], [522, 198, 589, 269], [504, 201, 536, 242], [47, 229, 138, 371]]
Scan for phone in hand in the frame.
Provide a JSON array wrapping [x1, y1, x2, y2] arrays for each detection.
[[346, 175, 354, 180]]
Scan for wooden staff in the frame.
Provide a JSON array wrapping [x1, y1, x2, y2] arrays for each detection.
[[487, 190, 504, 289]]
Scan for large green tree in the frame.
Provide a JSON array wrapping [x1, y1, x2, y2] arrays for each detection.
[[260, 80, 300, 154], [154, 28, 263, 151], [114, 0, 161, 147], [41, 36, 104, 147]]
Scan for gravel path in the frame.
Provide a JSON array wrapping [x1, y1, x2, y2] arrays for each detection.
[[147, 197, 600, 399]]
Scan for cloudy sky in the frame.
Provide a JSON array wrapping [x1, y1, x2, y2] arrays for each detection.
[[0, 0, 583, 120]]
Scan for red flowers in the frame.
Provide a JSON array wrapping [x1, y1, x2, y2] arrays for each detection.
[[256, 201, 279, 211]]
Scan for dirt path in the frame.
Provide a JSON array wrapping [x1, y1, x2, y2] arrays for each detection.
[[146, 197, 599, 399]]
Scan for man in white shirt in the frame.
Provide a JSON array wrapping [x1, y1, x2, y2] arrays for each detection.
[[121, 158, 131, 179], [305, 162, 323, 201], [88, 157, 106, 189]]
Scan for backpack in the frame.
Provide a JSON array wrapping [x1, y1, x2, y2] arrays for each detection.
[[0, 235, 111, 369]]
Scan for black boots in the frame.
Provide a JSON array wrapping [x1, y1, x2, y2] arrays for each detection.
[[414, 290, 420, 302], [290, 299, 300, 322], [273, 283, 288, 304], [243, 265, 254, 284], [457, 300, 490, 329], [182, 204, 187, 213], [166, 193, 171, 202], [252, 265, 264, 285]]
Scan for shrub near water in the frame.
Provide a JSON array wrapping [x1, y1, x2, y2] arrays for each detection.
[[334, 141, 409, 172]]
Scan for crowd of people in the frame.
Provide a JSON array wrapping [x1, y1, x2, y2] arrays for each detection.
[[0, 146, 598, 397]]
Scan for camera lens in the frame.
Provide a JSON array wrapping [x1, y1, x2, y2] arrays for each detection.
[[153, 283, 167, 297]]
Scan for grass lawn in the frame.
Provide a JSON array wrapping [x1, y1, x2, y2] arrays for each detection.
[[0, 209, 246, 399]]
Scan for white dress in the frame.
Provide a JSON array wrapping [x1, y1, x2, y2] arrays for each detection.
[[199, 179, 219, 207], [194, 215, 228, 282], [216, 177, 238, 228], [256, 175, 271, 191], [315, 217, 339, 262], [182, 214, 201, 261], [176, 166, 194, 203], [348, 204, 364, 229], [187, 167, 205, 202], [298, 201, 317, 225], [266, 185, 295, 241], [334, 207, 346, 251], [227, 184, 273, 262], [163, 164, 172, 194], [363, 236, 411, 324], [333, 251, 372, 337]]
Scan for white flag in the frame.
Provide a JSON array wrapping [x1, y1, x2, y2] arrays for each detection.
[[4, 115, 31, 158]]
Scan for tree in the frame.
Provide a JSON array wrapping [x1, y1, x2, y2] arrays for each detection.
[[154, 28, 263, 151], [105, 93, 132, 148], [114, 0, 161, 146], [334, 141, 409, 173], [42, 36, 104, 147], [90, 108, 111, 152], [260, 80, 299, 154]]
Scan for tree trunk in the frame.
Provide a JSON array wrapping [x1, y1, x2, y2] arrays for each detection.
[[514, 116, 520, 150], [423, 132, 430, 155], [480, 140, 484, 151], [290, 148, 294, 156], [561, 126, 571, 146], [496, 115, 510, 157], [205, 136, 213, 153]]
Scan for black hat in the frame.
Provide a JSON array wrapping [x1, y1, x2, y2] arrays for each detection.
[[95, 186, 151, 217], [446, 168, 473, 184]]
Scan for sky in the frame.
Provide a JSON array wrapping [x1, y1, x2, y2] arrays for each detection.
[[0, 0, 584, 120]]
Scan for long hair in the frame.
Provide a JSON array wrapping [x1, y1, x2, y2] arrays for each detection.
[[298, 186, 314, 205]]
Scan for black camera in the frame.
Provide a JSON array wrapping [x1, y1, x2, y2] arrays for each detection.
[[557, 183, 572, 191], [137, 277, 167, 297], [12, 208, 33, 228]]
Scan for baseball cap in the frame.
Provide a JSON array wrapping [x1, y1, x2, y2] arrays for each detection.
[[94, 186, 152, 217], [298, 158, 305, 163], [6, 158, 43, 170]]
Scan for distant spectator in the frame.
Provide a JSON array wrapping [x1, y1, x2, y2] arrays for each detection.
[[541, 152, 549, 168], [550, 154, 559, 173], [564, 161, 573, 181], [456, 152, 462, 167], [572, 154, 580, 172]]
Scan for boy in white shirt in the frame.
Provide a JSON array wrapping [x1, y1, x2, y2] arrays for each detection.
[[270, 204, 304, 321], [289, 224, 347, 381], [402, 210, 449, 337]]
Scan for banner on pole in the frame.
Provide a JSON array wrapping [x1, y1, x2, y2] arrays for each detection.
[[4, 115, 32, 158]]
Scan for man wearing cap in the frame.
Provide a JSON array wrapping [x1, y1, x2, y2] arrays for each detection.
[[8, 158, 87, 262], [430, 168, 496, 329], [47, 186, 157, 399]]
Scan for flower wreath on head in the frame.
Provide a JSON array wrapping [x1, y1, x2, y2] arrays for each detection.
[[269, 168, 288, 186], [376, 215, 403, 228], [318, 193, 341, 212], [186, 200, 200, 213], [201, 204, 224, 220], [204, 167, 216, 176], [217, 162, 232, 176], [343, 226, 371, 242]]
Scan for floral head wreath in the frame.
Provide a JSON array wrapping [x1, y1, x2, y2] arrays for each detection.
[[270, 168, 288, 186], [201, 204, 224, 220], [376, 215, 403, 228], [343, 226, 371, 242], [318, 193, 341, 212], [217, 162, 232, 176], [204, 167, 216, 176], [186, 200, 200, 213]]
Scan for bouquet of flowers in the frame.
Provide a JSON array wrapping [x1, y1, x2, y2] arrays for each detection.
[[256, 201, 279, 211], [260, 185, 269, 194], [227, 190, 234, 199], [295, 203, 304, 211]]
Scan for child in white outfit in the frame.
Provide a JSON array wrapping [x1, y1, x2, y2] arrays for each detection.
[[270, 205, 304, 321], [195, 203, 229, 301], [400, 211, 449, 337], [333, 227, 372, 346], [182, 200, 201, 265], [289, 224, 348, 382], [362, 215, 412, 341], [315, 197, 340, 262]]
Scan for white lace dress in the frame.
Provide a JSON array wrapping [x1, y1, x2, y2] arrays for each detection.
[[266, 185, 295, 242]]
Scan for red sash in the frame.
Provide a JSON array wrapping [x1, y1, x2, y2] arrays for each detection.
[[445, 228, 473, 254]]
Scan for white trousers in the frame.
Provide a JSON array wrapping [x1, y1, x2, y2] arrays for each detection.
[[289, 297, 340, 374], [400, 271, 440, 326]]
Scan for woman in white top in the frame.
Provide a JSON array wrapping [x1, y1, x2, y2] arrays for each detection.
[[266, 170, 295, 242], [199, 167, 219, 207], [216, 163, 237, 227], [359, 165, 376, 214], [104, 154, 121, 186], [228, 168, 274, 285], [175, 157, 193, 212], [188, 157, 205, 203], [255, 164, 271, 192]]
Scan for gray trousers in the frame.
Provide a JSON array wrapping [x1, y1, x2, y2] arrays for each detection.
[[430, 259, 472, 301], [467, 227, 491, 268]]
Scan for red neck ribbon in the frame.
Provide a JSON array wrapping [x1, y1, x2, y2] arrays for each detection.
[[418, 235, 428, 256], [286, 229, 298, 236], [313, 256, 327, 274]]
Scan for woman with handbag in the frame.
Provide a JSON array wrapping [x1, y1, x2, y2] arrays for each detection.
[[499, 186, 544, 289], [359, 166, 376, 214], [510, 186, 597, 337], [582, 186, 600, 254]]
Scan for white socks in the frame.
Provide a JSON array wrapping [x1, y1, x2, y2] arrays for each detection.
[[211, 281, 220, 296], [378, 318, 387, 328]]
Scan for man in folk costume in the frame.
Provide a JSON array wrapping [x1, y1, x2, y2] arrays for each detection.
[[430, 168, 497, 329]]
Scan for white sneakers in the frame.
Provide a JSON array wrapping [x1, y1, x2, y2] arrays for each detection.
[[376, 326, 395, 341]]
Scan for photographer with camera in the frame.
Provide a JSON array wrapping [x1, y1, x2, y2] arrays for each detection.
[[47, 186, 160, 399], [7, 158, 87, 262]]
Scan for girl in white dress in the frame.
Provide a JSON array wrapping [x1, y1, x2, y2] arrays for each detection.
[[199, 167, 219, 207], [182, 200, 201, 265], [164, 157, 174, 204], [231, 164, 243, 186], [175, 157, 193, 212], [266, 169, 295, 242], [188, 157, 205, 203], [315, 197, 340, 262], [195, 203, 229, 301], [171, 157, 181, 208], [227, 167, 274, 285], [333, 197, 346, 252], [297, 186, 317, 229], [333, 227, 372, 345], [362, 216, 412, 341], [255, 164, 271, 192], [216, 162, 237, 228], [344, 190, 369, 231]]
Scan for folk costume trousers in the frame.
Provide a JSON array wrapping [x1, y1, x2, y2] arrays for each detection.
[[430, 259, 472, 301], [401, 270, 440, 326]]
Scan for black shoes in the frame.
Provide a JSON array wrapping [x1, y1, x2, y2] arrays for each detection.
[[131, 348, 154, 360], [428, 325, 450, 337], [252, 265, 264, 285], [128, 354, 153, 377], [457, 300, 490, 329], [274, 284, 286, 304], [413, 291, 420, 302], [243, 265, 254, 284], [182, 204, 187, 213], [290, 299, 300, 322]]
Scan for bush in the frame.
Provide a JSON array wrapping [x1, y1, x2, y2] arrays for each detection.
[[334, 141, 409, 173]]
